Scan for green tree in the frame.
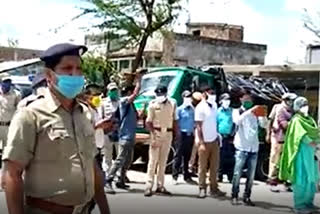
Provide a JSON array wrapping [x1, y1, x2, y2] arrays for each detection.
[[81, 0, 183, 73], [81, 54, 118, 92]]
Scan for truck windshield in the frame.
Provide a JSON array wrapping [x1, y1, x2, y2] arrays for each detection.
[[139, 71, 179, 96]]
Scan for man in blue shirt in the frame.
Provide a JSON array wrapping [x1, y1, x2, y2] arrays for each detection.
[[172, 90, 197, 184], [217, 93, 235, 183], [105, 73, 142, 194]]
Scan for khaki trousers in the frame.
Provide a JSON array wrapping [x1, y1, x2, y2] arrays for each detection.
[[268, 135, 283, 179], [189, 142, 198, 169], [198, 142, 220, 191], [0, 125, 9, 150], [146, 132, 172, 189]]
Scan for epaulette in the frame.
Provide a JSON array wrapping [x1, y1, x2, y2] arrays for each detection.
[[26, 95, 45, 106]]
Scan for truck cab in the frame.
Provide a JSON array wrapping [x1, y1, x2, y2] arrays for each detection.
[[132, 66, 228, 169]]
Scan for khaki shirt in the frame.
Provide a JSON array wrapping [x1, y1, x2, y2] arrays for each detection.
[[0, 89, 21, 122], [146, 98, 176, 129], [2, 90, 97, 206]]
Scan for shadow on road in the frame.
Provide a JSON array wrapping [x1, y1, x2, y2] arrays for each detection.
[[253, 201, 292, 213]]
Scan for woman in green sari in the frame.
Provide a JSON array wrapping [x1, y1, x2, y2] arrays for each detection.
[[279, 97, 319, 214]]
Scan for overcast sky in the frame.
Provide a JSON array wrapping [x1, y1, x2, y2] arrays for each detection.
[[0, 0, 319, 64]]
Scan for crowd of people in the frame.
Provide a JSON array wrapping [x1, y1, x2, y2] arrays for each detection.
[[0, 43, 319, 214]]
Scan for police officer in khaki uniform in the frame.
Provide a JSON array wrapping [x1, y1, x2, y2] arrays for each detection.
[[1, 43, 110, 214], [17, 72, 47, 109], [144, 85, 178, 197], [0, 78, 21, 167]]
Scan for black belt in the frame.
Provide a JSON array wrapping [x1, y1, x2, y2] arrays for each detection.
[[181, 131, 194, 136], [26, 196, 74, 214], [154, 127, 173, 132], [0, 121, 10, 126]]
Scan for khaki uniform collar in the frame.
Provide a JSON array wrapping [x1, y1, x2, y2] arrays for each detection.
[[45, 89, 85, 113]]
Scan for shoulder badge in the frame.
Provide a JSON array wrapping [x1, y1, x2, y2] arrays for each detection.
[[26, 95, 45, 107]]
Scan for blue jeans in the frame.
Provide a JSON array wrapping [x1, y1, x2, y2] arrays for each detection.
[[106, 141, 134, 184], [231, 150, 258, 199]]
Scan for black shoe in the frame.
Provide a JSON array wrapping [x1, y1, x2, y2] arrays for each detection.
[[104, 182, 116, 194], [286, 186, 293, 192], [190, 172, 198, 178], [184, 178, 197, 185], [144, 188, 152, 197], [115, 182, 130, 189], [155, 187, 172, 196], [243, 198, 255, 207], [231, 197, 239, 205], [210, 189, 226, 198]]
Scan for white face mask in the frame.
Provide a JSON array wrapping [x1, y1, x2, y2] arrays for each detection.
[[156, 95, 167, 103], [183, 97, 192, 106], [221, 100, 231, 109], [207, 94, 216, 104], [300, 106, 309, 116]]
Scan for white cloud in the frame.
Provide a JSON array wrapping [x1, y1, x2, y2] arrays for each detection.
[[0, 0, 91, 49], [183, 0, 320, 64]]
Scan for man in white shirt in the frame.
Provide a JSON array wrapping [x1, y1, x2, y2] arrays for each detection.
[[231, 90, 267, 206], [195, 86, 226, 199]]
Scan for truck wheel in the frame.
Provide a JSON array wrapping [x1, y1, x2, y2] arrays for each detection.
[[165, 146, 176, 173], [255, 147, 269, 181]]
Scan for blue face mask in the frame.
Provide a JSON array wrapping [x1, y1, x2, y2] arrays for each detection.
[[1, 82, 11, 94], [55, 75, 85, 99]]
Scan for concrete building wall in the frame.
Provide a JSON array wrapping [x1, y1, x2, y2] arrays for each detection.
[[0, 47, 42, 62], [306, 45, 320, 64], [186, 23, 244, 42], [166, 34, 266, 66]]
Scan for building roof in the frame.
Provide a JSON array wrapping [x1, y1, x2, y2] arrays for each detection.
[[175, 33, 266, 51], [186, 22, 243, 29]]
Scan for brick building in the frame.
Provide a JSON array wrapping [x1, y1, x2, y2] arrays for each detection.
[[0, 46, 43, 63], [85, 22, 267, 72]]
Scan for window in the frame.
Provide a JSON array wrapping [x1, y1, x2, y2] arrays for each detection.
[[119, 60, 130, 70], [111, 61, 118, 71], [192, 30, 201, 36], [139, 71, 179, 96]]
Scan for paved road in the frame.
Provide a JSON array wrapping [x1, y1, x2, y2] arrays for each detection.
[[0, 170, 319, 214]]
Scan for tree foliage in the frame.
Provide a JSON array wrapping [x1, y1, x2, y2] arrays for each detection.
[[81, 0, 183, 72], [303, 9, 320, 43], [81, 54, 119, 92]]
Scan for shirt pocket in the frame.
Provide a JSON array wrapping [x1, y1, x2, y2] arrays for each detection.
[[81, 126, 97, 158], [47, 126, 73, 142]]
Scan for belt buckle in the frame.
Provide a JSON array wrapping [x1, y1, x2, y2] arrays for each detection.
[[161, 127, 167, 133]]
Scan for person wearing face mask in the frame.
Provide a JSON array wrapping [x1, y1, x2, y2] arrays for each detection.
[[144, 85, 178, 197], [278, 97, 320, 214], [1, 43, 111, 214], [267, 93, 297, 192], [101, 82, 120, 178], [172, 90, 197, 185], [104, 73, 142, 194], [217, 93, 235, 183], [17, 73, 48, 110], [231, 90, 268, 206], [0, 78, 21, 167], [195, 85, 226, 199]]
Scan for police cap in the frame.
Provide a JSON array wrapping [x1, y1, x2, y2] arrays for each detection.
[[155, 85, 168, 94]]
